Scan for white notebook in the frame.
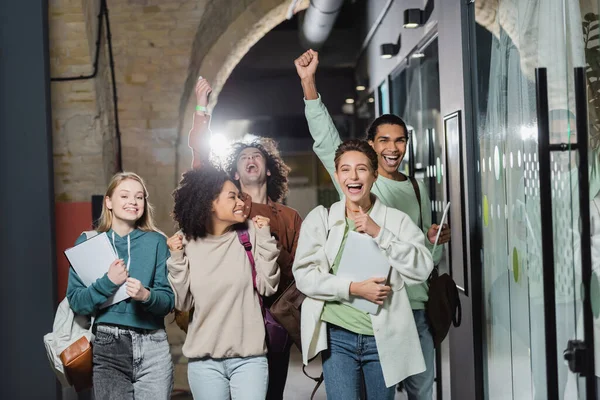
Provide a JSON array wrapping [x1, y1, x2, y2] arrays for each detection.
[[64, 232, 130, 308], [336, 231, 391, 315]]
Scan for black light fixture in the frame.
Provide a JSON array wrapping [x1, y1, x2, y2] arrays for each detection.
[[403, 9, 423, 29], [380, 34, 401, 59], [403, 0, 434, 29]]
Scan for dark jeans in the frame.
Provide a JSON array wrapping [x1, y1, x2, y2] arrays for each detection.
[[402, 310, 435, 400], [92, 325, 173, 400], [266, 344, 291, 400], [321, 324, 394, 400]]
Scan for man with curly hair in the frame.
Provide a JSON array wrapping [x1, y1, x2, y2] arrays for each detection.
[[187, 77, 303, 400]]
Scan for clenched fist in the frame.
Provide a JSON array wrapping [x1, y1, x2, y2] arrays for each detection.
[[195, 77, 212, 109], [107, 259, 128, 285], [294, 49, 319, 80], [252, 215, 270, 229], [167, 234, 184, 252], [126, 277, 150, 302]]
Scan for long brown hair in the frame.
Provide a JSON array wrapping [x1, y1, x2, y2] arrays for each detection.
[[96, 172, 161, 234]]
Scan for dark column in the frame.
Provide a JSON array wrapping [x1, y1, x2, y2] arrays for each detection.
[[0, 1, 59, 399]]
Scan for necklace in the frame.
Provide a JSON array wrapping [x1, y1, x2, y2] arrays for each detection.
[[346, 202, 373, 214]]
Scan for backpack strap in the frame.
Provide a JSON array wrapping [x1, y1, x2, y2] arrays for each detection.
[[236, 229, 264, 310], [83, 230, 99, 240], [302, 353, 324, 400], [408, 176, 423, 230]]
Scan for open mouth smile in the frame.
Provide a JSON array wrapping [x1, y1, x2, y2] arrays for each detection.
[[346, 183, 364, 195], [382, 154, 400, 166]]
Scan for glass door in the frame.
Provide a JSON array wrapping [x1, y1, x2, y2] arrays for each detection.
[[471, 0, 599, 398]]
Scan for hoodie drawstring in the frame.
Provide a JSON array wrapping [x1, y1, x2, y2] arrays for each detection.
[[111, 231, 131, 272]]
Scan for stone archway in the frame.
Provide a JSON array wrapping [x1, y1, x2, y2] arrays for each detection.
[[175, 0, 309, 175]]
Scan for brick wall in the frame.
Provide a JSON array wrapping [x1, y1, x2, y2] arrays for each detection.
[[49, 0, 305, 234]]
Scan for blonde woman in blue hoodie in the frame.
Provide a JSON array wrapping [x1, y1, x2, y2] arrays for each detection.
[[67, 172, 175, 400]]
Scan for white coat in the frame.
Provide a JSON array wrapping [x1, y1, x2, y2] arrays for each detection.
[[292, 197, 434, 387]]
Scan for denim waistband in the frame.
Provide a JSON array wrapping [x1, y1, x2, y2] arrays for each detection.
[[95, 323, 160, 336]]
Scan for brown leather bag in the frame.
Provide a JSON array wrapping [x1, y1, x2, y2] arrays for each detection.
[[60, 336, 93, 392], [174, 308, 193, 333], [269, 281, 305, 352]]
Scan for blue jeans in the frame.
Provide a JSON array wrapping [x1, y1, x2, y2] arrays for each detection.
[[321, 324, 395, 400], [402, 310, 435, 400], [92, 325, 173, 400], [187, 355, 268, 400]]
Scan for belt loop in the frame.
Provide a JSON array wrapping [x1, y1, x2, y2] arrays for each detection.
[[114, 326, 120, 339]]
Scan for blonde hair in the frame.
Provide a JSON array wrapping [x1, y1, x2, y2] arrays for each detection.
[[96, 172, 162, 234]]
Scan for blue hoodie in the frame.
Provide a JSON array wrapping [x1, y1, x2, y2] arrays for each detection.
[[67, 229, 174, 330]]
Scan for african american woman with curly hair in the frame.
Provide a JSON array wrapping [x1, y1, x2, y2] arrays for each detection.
[[187, 78, 303, 399], [166, 165, 280, 400]]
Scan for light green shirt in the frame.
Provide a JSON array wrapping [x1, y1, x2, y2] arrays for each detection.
[[305, 95, 442, 309], [321, 218, 374, 335]]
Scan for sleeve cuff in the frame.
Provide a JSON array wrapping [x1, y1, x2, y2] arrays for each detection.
[[374, 227, 392, 249], [303, 93, 322, 107], [169, 249, 185, 261], [256, 225, 272, 238], [337, 277, 352, 301], [95, 273, 119, 295], [142, 288, 154, 306]]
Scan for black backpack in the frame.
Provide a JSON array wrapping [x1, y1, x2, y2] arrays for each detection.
[[409, 177, 462, 347]]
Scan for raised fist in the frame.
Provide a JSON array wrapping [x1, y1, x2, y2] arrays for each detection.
[[294, 49, 319, 80], [167, 233, 184, 252], [195, 77, 212, 108]]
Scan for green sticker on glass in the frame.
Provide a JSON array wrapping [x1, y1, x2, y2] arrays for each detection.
[[592, 271, 600, 318], [512, 248, 519, 283], [483, 195, 489, 227], [436, 157, 442, 184]]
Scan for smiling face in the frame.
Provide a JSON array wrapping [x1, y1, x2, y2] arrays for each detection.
[[105, 179, 145, 224], [334, 150, 378, 204], [368, 123, 408, 177], [212, 180, 247, 226], [234, 147, 270, 187]]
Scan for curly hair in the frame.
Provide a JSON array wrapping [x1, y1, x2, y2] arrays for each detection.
[[224, 137, 290, 202], [334, 139, 379, 172], [172, 165, 232, 240]]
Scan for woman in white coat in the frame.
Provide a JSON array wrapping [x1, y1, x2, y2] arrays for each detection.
[[292, 139, 434, 399]]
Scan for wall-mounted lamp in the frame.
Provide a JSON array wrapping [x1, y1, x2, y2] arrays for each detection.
[[403, 0, 434, 29], [367, 97, 375, 103], [380, 34, 401, 59], [403, 9, 423, 28], [345, 98, 355, 104], [356, 85, 366, 91]]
